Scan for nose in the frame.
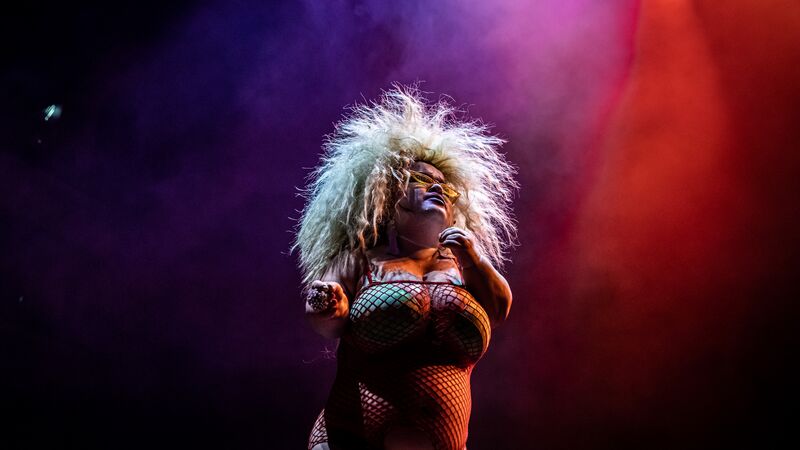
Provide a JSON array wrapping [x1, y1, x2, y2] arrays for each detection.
[[428, 183, 444, 194]]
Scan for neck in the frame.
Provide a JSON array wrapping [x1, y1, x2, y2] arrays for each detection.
[[390, 204, 450, 257], [391, 222, 443, 257], [397, 234, 439, 253]]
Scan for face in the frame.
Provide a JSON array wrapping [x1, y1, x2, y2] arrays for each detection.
[[396, 161, 456, 225]]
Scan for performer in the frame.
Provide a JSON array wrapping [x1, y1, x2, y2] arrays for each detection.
[[294, 86, 518, 450]]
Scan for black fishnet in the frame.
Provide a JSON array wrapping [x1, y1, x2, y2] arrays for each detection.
[[308, 280, 490, 450]]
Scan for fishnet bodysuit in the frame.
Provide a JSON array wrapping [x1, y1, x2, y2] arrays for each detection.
[[308, 261, 491, 450]]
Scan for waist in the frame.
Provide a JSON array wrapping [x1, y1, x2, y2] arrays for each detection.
[[331, 347, 474, 418], [340, 338, 475, 369]]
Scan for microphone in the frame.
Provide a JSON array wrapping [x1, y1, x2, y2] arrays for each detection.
[[307, 283, 334, 312]]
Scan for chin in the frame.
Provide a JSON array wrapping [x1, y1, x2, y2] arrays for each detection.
[[419, 202, 446, 213], [419, 206, 450, 223]]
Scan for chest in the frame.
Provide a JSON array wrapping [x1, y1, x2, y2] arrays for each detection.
[[365, 248, 463, 284], [346, 281, 491, 364]]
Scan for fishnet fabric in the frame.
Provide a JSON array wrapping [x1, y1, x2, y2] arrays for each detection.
[[308, 279, 491, 450], [348, 283, 430, 354]]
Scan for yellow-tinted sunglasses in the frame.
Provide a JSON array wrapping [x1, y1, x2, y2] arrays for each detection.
[[408, 170, 460, 202]]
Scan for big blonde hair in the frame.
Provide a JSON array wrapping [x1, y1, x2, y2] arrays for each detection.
[[293, 85, 518, 287]]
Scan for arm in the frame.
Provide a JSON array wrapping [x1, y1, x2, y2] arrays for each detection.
[[304, 252, 359, 339], [440, 228, 513, 327], [460, 256, 512, 327]]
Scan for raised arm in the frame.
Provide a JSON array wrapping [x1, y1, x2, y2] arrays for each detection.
[[439, 227, 512, 327], [460, 255, 512, 327]]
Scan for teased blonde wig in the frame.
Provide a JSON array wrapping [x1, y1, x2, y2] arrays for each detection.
[[293, 85, 518, 287]]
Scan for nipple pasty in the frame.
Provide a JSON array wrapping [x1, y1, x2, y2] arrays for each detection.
[[348, 283, 431, 354]]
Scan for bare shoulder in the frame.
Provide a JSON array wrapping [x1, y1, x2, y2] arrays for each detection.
[[321, 250, 361, 299], [365, 244, 391, 263], [365, 244, 418, 272]]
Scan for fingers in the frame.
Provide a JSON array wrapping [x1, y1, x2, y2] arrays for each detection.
[[439, 227, 471, 242], [440, 238, 464, 248], [439, 227, 471, 249], [327, 281, 346, 300], [438, 226, 465, 240], [439, 227, 480, 267]]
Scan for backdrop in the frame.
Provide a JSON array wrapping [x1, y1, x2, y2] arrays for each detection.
[[3, 0, 798, 448]]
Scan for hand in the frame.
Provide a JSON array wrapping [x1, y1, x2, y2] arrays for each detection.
[[305, 280, 349, 318], [438, 227, 480, 268]]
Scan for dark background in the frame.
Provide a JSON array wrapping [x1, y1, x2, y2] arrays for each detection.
[[2, 1, 798, 448]]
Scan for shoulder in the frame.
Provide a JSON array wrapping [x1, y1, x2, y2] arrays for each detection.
[[322, 250, 362, 298], [365, 244, 390, 262]]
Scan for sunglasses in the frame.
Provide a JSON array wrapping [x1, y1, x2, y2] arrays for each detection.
[[408, 170, 460, 202]]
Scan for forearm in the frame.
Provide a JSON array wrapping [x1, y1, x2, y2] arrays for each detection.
[[306, 312, 348, 339], [304, 279, 351, 339], [462, 256, 513, 326]]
